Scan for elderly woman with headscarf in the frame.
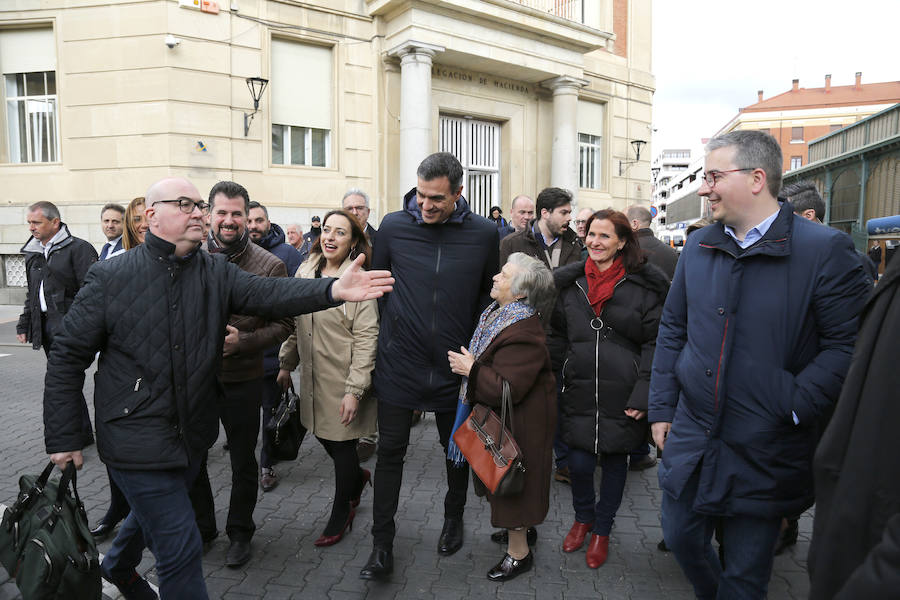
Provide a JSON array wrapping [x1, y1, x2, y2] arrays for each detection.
[[446, 252, 557, 582]]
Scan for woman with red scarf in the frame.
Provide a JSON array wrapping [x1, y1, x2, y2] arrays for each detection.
[[549, 209, 669, 570]]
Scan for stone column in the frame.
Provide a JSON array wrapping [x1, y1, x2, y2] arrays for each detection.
[[388, 41, 445, 198], [544, 75, 588, 202]]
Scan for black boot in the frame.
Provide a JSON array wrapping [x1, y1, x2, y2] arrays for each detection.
[[437, 517, 464, 556], [359, 547, 393, 580]]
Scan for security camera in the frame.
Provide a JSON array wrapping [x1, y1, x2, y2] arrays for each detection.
[[165, 34, 181, 49]]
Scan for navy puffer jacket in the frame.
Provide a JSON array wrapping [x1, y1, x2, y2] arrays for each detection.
[[649, 202, 871, 518], [372, 189, 499, 411]]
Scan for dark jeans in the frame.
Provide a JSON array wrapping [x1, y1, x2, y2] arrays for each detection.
[[104, 461, 208, 598], [661, 464, 781, 599], [189, 378, 262, 542], [259, 373, 282, 469], [371, 402, 468, 550], [553, 371, 569, 469], [569, 449, 628, 536]]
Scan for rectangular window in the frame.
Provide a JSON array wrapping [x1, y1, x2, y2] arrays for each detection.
[[577, 100, 604, 190], [759, 128, 770, 135], [579, 134, 602, 189], [791, 126, 804, 142], [790, 156, 802, 170], [270, 39, 332, 167], [271, 125, 329, 167], [439, 115, 500, 217], [830, 124, 843, 132], [1, 28, 59, 164]]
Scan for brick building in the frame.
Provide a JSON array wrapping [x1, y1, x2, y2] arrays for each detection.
[[717, 73, 900, 173]]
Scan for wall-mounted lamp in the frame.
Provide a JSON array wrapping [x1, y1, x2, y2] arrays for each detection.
[[650, 166, 660, 184], [619, 139, 647, 176], [243, 76, 269, 137]]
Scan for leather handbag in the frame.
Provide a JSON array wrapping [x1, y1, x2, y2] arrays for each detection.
[[0, 461, 101, 599], [451, 381, 526, 497], [265, 385, 307, 462]]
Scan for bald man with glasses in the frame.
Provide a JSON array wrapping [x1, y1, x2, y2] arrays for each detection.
[[42, 176, 394, 599]]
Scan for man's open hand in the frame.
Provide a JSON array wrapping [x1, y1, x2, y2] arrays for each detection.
[[330, 254, 394, 302], [651, 422, 671, 451]]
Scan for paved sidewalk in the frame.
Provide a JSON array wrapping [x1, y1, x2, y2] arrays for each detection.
[[0, 339, 813, 599]]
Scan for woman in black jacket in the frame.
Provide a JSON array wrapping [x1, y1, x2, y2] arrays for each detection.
[[551, 209, 668, 570]]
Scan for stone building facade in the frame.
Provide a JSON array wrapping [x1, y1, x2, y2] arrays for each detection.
[[0, 0, 654, 301]]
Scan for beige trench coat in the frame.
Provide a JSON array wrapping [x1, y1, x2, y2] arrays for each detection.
[[278, 257, 379, 441]]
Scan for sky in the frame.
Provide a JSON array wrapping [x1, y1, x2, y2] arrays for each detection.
[[651, 0, 900, 157]]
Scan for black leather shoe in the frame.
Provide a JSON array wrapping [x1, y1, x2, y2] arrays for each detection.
[[359, 547, 393, 580], [100, 565, 158, 600], [437, 517, 464, 556], [629, 454, 658, 471], [490, 527, 537, 546], [225, 539, 251, 568], [487, 551, 534, 582], [774, 518, 799, 555], [90, 520, 117, 541]]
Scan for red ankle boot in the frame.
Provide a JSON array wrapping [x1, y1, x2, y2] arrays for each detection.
[[562, 521, 594, 552], [586, 534, 609, 568]]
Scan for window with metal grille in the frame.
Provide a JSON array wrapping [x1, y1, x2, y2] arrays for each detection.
[[791, 126, 804, 142], [4, 255, 26, 287], [439, 116, 500, 218], [579, 134, 602, 189]]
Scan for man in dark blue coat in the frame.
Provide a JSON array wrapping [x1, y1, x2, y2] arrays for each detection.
[[360, 152, 499, 580], [648, 130, 870, 599]]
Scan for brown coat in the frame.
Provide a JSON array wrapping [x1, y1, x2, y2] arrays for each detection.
[[465, 315, 556, 529], [213, 238, 293, 383]]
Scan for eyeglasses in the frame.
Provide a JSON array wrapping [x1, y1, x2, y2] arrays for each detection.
[[152, 198, 211, 215], [574, 219, 588, 226], [702, 168, 755, 187]]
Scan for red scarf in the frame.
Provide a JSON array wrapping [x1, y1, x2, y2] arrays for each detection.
[[585, 256, 625, 316]]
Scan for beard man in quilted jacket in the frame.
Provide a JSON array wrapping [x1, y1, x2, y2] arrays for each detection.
[[42, 176, 393, 600]]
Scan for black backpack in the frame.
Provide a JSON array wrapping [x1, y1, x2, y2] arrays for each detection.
[[0, 461, 101, 599]]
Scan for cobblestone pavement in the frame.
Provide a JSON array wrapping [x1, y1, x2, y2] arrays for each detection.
[[0, 317, 813, 599]]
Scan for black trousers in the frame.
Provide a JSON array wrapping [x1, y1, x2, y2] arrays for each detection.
[[258, 374, 282, 469], [189, 378, 262, 542], [371, 402, 468, 550], [100, 467, 131, 526]]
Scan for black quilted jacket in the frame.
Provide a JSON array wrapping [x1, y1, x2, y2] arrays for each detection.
[[43, 232, 338, 470]]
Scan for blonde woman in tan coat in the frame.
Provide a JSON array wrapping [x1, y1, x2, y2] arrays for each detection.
[[278, 210, 379, 547]]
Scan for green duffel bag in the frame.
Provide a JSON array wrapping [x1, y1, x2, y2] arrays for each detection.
[[0, 461, 101, 600]]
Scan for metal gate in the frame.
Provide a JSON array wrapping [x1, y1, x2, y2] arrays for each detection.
[[439, 116, 500, 217]]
